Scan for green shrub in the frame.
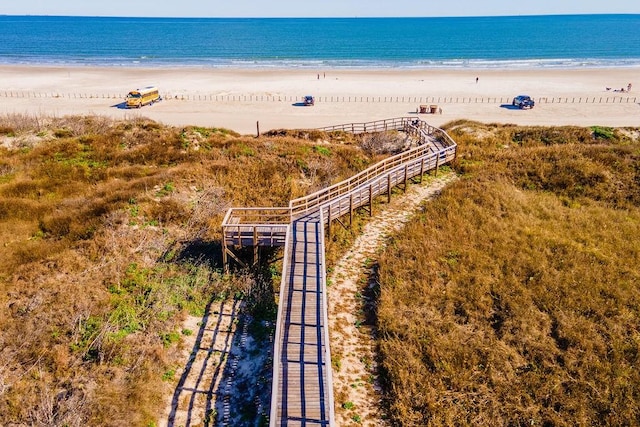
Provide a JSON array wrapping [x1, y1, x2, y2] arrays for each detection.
[[160, 331, 181, 348], [591, 126, 615, 140], [314, 145, 332, 156], [342, 401, 355, 410]]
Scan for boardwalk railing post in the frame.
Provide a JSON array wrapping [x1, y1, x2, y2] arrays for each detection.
[[387, 174, 392, 204], [327, 205, 332, 240], [253, 227, 259, 266], [419, 158, 425, 183], [349, 194, 353, 226], [222, 227, 228, 274], [369, 184, 373, 216], [404, 164, 408, 192], [434, 153, 440, 177]]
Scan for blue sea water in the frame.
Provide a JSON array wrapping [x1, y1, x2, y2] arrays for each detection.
[[1, 14, 639, 69]]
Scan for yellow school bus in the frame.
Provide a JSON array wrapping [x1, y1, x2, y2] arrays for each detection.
[[126, 86, 160, 108]]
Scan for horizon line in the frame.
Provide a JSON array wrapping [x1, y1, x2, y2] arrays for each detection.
[[1, 12, 639, 19]]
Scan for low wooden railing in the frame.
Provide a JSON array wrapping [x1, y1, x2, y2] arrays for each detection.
[[290, 119, 455, 217], [316, 116, 412, 133], [221, 118, 457, 252], [221, 207, 291, 226], [221, 207, 290, 249]]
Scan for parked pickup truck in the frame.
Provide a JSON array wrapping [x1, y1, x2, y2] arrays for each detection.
[[512, 95, 535, 109]]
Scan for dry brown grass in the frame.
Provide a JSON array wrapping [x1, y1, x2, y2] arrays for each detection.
[[4, 114, 638, 425], [376, 121, 640, 426], [0, 114, 375, 426]]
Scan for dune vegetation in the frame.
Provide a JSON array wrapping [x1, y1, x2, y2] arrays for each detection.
[[0, 114, 377, 426], [1, 114, 639, 426], [376, 121, 640, 426]]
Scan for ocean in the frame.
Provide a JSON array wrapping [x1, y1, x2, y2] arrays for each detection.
[[1, 14, 640, 69]]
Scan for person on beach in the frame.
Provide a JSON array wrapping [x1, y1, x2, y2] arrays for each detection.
[[476, 77, 479, 83], [628, 83, 632, 92]]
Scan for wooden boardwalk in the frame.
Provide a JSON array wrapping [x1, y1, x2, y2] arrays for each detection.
[[221, 117, 457, 426], [271, 212, 333, 426]]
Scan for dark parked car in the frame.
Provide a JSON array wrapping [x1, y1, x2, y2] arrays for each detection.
[[303, 95, 315, 106], [512, 95, 535, 109]]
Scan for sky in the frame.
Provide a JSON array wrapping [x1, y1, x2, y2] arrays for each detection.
[[1, 0, 639, 18]]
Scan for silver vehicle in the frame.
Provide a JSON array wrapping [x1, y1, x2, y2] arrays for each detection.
[[512, 95, 535, 109]]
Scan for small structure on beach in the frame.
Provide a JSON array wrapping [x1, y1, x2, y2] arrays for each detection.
[[418, 104, 439, 114]]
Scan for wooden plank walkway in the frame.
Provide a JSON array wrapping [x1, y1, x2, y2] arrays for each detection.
[[220, 117, 458, 427], [271, 212, 334, 426]]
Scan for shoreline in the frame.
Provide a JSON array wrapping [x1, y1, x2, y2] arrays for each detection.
[[2, 62, 640, 71], [0, 64, 638, 134]]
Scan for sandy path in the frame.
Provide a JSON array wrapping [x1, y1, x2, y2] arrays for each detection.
[[328, 172, 457, 426], [160, 299, 271, 427]]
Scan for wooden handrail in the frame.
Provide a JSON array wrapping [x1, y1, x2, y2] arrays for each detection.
[[221, 118, 457, 228], [288, 122, 455, 217], [268, 223, 291, 423], [223, 207, 291, 224], [316, 116, 413, 133]]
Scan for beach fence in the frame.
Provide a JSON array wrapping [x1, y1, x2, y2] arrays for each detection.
[[0, 92, 124, 99], [0, 91, 638, 105]]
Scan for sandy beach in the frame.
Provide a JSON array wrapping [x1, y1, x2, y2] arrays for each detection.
[[0, 65, 638, 134]]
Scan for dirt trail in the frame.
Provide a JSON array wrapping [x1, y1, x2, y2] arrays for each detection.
[[328, 173, 456, 426]]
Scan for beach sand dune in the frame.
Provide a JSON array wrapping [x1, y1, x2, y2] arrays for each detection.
[[0, 66, 638, 134]]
